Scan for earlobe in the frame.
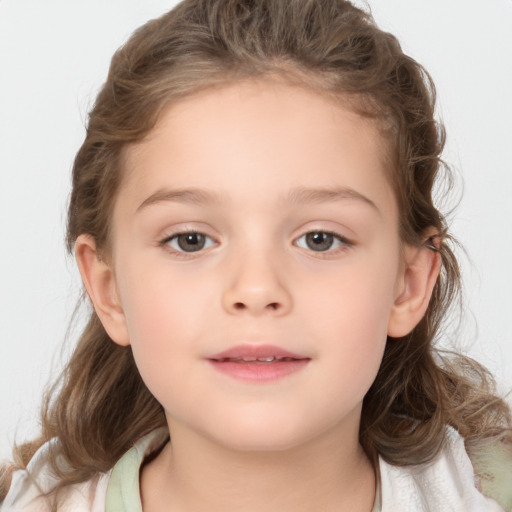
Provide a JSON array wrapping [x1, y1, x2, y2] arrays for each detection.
[[74, 234, 130, 346], [387, 240, 441, 338]]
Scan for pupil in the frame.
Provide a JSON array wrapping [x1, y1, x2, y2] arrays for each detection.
[[178, 233, 205, 252], [306, 232, 333, 251]]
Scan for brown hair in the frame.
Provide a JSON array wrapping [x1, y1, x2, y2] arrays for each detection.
[[2, 0, 510, 502]]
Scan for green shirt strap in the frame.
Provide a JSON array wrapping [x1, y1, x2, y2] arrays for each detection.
[[105, 428, 170, 512]]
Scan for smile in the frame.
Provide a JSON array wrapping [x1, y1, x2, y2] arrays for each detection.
[[208, 345, 310, 382]]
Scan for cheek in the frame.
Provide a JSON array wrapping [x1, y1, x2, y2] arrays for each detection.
[[120, 281, 203, 417], [115, 261, 211, 383], [118, 254, 210, 334], [304, 253, 399, 335], [300, 252, 399, 386]]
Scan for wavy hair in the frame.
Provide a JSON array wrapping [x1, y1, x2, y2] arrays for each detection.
[[2, 0, 510, 502]]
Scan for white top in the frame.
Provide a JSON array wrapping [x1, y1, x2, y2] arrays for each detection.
[[1, 427, 505, 511], [378, 427, 504, 511]]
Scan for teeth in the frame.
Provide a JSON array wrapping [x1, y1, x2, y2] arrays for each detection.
[[216, 356, 299, 363], [238, 356, 276, 362], [222, 356, 279, 362]]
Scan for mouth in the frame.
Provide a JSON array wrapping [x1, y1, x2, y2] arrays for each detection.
[[213, 355, 302, 363], [207, 345, 310, 382]]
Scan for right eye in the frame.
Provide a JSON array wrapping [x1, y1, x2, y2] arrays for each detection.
[[162, 231, 216, 253]]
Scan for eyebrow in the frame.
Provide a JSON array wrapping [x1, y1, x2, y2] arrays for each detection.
[[137, 187, 223, 211], [286, 186, 379, 213], [136, 185, 379, 214]]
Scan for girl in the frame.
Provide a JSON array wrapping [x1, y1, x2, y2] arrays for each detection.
[[1, 0, 511, 510]]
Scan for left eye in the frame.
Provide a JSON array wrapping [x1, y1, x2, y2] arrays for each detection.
[[295, 231, 348, 252], [165, 232, 216, 253]]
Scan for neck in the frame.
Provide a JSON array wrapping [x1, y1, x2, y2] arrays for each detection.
[[140, 419, 376, 512]]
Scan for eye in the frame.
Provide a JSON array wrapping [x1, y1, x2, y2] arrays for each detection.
[[162, 231, 216, 253], [295, 231, 351, 252]]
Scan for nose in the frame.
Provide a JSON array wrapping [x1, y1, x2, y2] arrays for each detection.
[[221, 250, 293, 317]]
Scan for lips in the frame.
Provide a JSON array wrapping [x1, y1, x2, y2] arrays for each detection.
[[209, 344, 307, 361], [207, 344, 310, 382]]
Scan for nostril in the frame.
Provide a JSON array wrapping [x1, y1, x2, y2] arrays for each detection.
[[231, 301, 280, 311]]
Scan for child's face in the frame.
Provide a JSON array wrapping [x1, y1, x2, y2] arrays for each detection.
[[107, 80, 407, 451]]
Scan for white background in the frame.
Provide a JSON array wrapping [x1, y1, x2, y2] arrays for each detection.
[[1, 0, 511, 461]]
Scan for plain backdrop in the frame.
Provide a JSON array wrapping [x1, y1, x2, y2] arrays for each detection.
[[1, 0, 511, 461]]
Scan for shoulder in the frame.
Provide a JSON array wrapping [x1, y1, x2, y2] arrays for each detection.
[[378, 427, 512, 512], [0, 439, 110, 512], [1, 428, 170, 512]]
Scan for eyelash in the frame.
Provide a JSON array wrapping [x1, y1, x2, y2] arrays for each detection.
[[295, 230, 353, 257], [159, 229, 354, 259], [159, 229, 215, 259]]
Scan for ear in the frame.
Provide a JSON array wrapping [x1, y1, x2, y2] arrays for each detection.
[[74, 234, 130, 346], [387, 238, 441, 338]]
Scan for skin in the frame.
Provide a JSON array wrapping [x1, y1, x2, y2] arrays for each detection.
[[76, 79, 440, 512]]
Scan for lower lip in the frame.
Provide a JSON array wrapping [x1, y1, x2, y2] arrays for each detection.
[[208, 359, 310, 382]]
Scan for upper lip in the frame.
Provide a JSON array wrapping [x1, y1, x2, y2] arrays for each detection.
[[208, 344, 308, 361]]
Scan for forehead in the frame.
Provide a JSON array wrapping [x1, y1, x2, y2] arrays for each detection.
[[118, 80, 396, 217]]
